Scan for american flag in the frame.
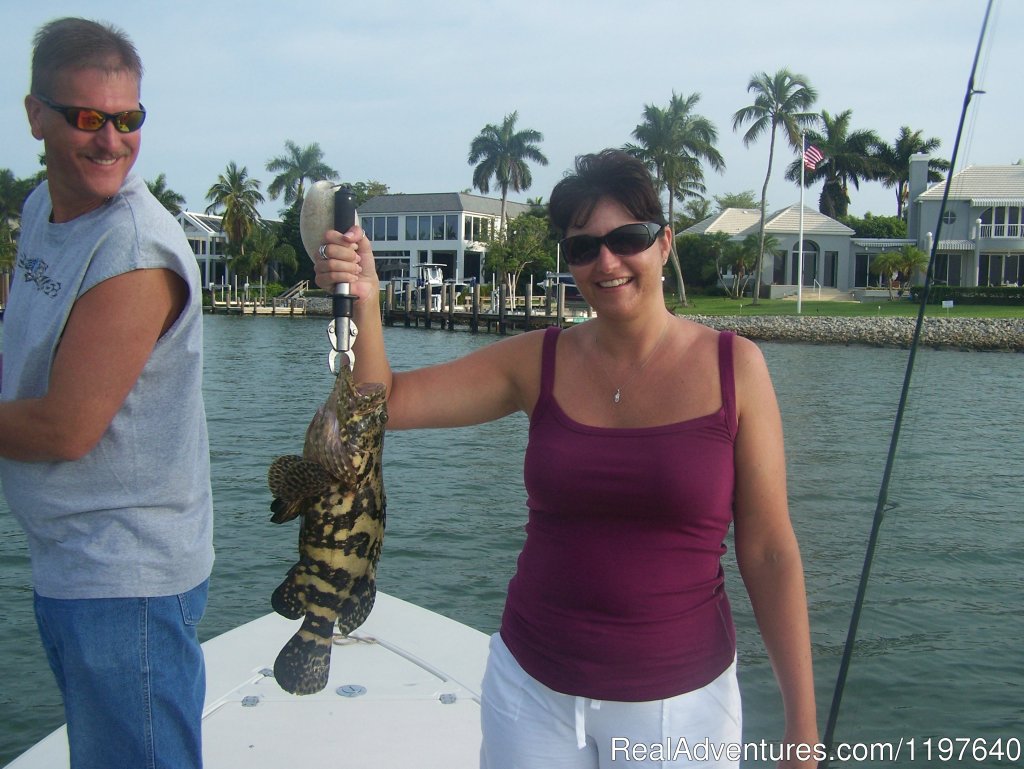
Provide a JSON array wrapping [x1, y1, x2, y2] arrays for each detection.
[[803, 144, 824, 171]]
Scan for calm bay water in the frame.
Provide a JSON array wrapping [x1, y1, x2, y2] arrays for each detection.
[[1, 314, 1021, 766]]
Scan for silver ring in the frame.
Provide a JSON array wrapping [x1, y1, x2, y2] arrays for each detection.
[[318, 244, 329, 261]]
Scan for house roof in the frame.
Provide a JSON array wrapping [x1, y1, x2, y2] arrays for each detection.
[[683, 205, 854, 237], [358, 192, 531, 218], [917, 165, 1024, 205], [178, 211, 225, 236]]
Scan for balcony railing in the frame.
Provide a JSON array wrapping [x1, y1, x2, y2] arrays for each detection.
[[979, 223, 1023, 238]]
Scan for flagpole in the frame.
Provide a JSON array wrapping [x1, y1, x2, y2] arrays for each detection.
[[798, 132, 805, 314]]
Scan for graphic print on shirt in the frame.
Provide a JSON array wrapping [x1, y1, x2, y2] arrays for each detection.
[[18, 253, 62, 297]]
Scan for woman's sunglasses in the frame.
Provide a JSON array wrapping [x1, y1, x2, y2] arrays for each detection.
[[34, 94, 146, 133], [559, 222, 665, 266]]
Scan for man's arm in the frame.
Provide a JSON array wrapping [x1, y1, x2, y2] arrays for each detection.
[[0, 268, 187, 461]]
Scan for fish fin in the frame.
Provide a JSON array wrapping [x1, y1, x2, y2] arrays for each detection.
[[269, 497, 303, 524], [336, 576, 377, 635], [271, 564, 306, 619], [273, 620, 333, 695], [268, 455, 333, 501]]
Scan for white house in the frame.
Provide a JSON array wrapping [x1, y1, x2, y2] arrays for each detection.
[[177, 193, 530, 290], [176, 210, 229, 288], [683, 204, 857, 297], [356, 192, 531, 285], [906, 156, 1024, 287], [684, 157, 1024, 296]]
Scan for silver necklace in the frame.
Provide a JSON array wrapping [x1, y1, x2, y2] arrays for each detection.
[[595, 315, 672, 404]]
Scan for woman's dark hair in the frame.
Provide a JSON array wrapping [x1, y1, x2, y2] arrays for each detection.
[[31, 17, 143, 97], [548, 149, 666, 235]]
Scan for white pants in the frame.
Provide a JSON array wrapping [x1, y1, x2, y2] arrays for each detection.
[[480, 634, 742, 769]]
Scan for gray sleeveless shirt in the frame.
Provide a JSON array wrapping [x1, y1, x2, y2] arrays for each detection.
[[0, 174, 214, 598]]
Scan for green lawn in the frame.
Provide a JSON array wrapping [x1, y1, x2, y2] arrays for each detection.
[[670, 296, 1024, 319]]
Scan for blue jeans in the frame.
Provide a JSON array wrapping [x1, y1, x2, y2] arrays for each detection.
[[33, 580, 209, 769]]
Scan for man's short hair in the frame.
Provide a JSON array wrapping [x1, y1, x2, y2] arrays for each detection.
[[31, 17, 143, 97]]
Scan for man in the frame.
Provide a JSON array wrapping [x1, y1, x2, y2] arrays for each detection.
[[0, 17, 213, 769]]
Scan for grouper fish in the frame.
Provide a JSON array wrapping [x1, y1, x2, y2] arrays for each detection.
[[267, 363, 387, 695]]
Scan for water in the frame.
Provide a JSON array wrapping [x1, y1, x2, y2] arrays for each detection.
[[1, 315, 1021, 767]]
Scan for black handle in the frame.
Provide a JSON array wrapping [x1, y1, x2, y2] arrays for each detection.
[[332, 185, 357, 328]]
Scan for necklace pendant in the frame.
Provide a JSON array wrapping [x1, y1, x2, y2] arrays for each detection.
[[613, 389, 621, 404]]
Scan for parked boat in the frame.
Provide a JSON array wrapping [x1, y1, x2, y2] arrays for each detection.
[[8, 592, 488, 769], [539, 271, 584, 302], [388, 263, 448, 312]]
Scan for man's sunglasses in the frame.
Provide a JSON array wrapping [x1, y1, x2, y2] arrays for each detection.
[[34, 94, 146, 133], [559, 222, 666, 266]]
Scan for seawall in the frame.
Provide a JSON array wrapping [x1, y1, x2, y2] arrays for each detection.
[[688, 315, 1024, 352]]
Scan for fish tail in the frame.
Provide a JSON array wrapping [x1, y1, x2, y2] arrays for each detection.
[[273, 614, 335, 695]]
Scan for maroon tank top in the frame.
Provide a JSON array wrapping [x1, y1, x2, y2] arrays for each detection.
[[500, 326, 738, 701]]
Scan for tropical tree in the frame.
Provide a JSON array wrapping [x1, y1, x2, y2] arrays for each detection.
[[349, 180, 390, 207], [265, 141, 338, 208], [783, 109, 880, 218], [233, 222, 298, 286], [468, 111, 548, 228], [872, 127, 950, 219], [205, 162, 265, 260], [626, 92, 726, 306], [714, 191, 759, 211], [146, 173, 187, 216], [676, 197, 713, 231], [482, 212, 555, 307], [0, 169, 34, 273], [733, 69, 819, 304], [870, 244, 929, 298]]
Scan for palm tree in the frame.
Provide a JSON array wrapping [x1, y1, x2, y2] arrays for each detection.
[[784, 109, 880, 219], [0, 169, 34, 274], [265, 141, 338, 207], [733, 69, 819, 303], [872, 127, 950, 219], [146, 173, 187, 216], [234, 222, 298, 285], [205, 162, 265, 260], [468, 111, 548, 228], [871, 244, 929, 298], [626, 92, 725, 305]]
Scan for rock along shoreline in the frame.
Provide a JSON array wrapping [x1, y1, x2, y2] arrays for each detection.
[[688, 315, 1024, 353]]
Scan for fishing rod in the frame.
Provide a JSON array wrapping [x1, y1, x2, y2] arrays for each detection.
[[818, 2, 995, 765]]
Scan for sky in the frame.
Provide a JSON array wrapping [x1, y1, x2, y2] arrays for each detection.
[[2, 0, 1020, 223]]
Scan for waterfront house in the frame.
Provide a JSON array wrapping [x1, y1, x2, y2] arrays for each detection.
[[683, 205, 856, 297], [906, 156, 1024, 288], [177, 192, 528, 291], [177, 210, 230, 288], [683, 157, 1024, 297], [356, 192, 530, 285]]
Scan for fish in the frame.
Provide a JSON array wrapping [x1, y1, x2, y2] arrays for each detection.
[[266, 364, 388, 695]]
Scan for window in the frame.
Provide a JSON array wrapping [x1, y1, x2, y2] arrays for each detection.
[[433, 215, 446, 240], [446, 215, 458, 240], [979, 206, 1023, 238], [464, 215, 492, 242], [418, 215, 432, 240], [789, 241, 819, 286], [405, 216, 418, 240], [942, 210, 957, 225], [934, 253, 963, 286]]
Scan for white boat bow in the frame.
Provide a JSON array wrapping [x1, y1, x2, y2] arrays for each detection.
[[9, 592, 489, 768]]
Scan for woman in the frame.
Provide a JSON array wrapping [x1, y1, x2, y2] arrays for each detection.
[[315, 149, 817, 768]]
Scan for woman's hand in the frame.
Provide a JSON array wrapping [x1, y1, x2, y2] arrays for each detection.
[[312, 226, 379, 301]]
